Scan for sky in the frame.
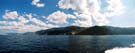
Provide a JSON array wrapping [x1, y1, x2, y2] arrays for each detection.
[[0, 0, 135, 34]]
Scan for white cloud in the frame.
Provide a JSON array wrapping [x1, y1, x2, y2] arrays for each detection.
[[3, 11, 18, 20], [36, 4, 45, 8], [17, 24, 45, 33], [67, 14, 76, 19], [58, 0, 124, 27], [58, 0, 101, 15], [47, 11, 76, 24], [18, 16, 29, 24], [0, 21, 22, 26], [105, 0, 125, 17], [73, 13, 93, 27], [0, 10, 58, 34], [42, 16, 46, 19], [26, 14, 46, 26], [0, 25, 42, 34], [93, 13, 109, 26], [31, 0, 45, 8], [72, 20, 91, 27]]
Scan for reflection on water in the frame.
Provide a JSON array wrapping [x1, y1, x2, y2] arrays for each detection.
[[0, 35, 135, 53], [69, 35, 135, 53]]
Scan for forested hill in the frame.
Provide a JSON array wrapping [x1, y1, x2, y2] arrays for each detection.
[[36, 26, 135, 35]]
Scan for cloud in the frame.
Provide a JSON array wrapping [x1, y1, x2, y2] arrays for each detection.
[[105, 0, 125, 17], [18, 16, 29, 24], [0, 10, 58, 34], [3, 11, 18, 20], [31, 0, 45, 8], [17, 25, 45, 33], [0, 21, 22, 26], [105, 43, 135, 53], [0, 0, 125, 34], [0, 25, 43, 34], [26, 14, 47, 26], [47, 11, 76, 24], [72, 20, 91, 27], [58, 0, 124, 27]]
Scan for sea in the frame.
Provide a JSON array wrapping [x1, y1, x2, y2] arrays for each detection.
[[0, 34, 135, 53]]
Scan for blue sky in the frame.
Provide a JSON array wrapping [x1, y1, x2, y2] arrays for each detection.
[[108, 0, 135, 27], [0, 0, 135, 34], [0, 0, 59, 17]]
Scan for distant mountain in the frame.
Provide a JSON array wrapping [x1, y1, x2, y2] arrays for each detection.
[[76, 26, 135, 35], [36, 26, 87, 35], [36, 26, 135, 35]]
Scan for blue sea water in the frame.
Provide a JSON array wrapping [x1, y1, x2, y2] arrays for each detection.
[[0, 35, 135, 53]]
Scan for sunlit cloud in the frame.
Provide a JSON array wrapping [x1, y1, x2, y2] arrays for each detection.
[[47, 10, 76, 24], [3, 11, 18, 20], [26, 14, 47, 26], [105, 0, 125, 17], [0, 10, 58, 34], [31, 0, 45, 8], [58, 0, 124, 27]]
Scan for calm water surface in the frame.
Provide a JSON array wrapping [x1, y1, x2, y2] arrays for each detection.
[[0, 35, 135, 53]]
